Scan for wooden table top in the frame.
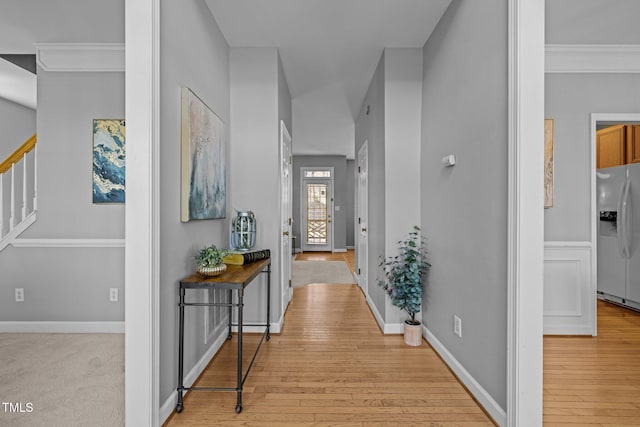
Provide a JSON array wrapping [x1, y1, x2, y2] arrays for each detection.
[[179, 258, 270, 290]]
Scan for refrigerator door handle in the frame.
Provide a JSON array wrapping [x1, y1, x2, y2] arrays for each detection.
[[624, 179, 632, 258], [617, 179, 629, 259], [620, 178, 632, 259]]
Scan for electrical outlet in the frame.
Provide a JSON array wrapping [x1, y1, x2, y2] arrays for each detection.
[[454, 315, 462, 338], [15, 288, 24, 302], [109, 288, 119, 302]]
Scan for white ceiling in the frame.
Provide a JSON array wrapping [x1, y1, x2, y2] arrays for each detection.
[[0, 58, 36, 110], [204, 0, 452, 159]]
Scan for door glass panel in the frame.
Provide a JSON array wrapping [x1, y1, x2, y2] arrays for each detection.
[[306, 183, 328, 244]]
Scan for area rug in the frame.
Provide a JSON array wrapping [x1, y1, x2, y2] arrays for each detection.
[[291, 260, 355, 287], [0, 333, 124, 427]]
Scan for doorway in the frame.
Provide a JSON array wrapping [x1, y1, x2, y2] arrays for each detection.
[[592, 114, 640, 320], [300, 167, 334, 252]]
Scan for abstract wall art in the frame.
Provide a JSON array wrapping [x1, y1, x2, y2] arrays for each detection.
[[93, 119, 125, 203], [181, 87, 227, 221]]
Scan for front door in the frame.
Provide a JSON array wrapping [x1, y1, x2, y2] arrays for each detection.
[[301, 168, 333, 252]]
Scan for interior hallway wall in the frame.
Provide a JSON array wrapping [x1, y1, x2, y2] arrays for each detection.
[[420, 0, 508, 410], [159, 0, 230, 406], [0, 97, 35, 159], [346, 159, 355, 248], [544, 0, 640, 241], [0, 0, 125, 325]]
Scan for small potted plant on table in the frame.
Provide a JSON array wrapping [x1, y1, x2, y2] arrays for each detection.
[[195, 244, 229, 277], [378, 226, 430, 346]]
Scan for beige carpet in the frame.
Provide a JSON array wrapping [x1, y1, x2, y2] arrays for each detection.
[[0, 333, 124, 427], [291, 260, 355, 287]]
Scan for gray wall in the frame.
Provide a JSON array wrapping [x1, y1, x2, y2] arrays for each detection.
[[546, 0, 640, 44], [545, 74, 640, 242], [544, 0, 640, 242], [0, 0, 124, 52], [0, 67, 125, 322], [346, 159, 355, 247], [230, 47, 291, 327], [0, 97, 35, 159], [292, 155, 348, 252], [354, 51, 386, 315], [420, 0, 508, 410], [158, 0, 231, 404]]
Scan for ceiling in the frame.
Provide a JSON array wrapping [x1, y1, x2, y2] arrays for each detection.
[[204, 0, 452, 159]]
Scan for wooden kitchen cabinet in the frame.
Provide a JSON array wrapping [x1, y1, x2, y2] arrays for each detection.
[[597, 125, 627, 169], [626, 125, 640, 164]]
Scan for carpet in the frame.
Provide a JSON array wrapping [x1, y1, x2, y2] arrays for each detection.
[[0, 333, 124, 427], [291, 260, 356, 288]]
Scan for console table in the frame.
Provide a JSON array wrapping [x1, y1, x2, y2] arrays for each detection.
[[176, 258, 271, 414]]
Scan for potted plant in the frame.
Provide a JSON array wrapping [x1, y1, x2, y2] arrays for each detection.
[[378, 226, 430, 346], [195, 244, 229, 277]]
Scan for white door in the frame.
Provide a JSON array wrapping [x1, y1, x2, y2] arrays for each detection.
[[280, 121, 293, 308], [301, 167, 333, 252], [356, 142, 368, 294]]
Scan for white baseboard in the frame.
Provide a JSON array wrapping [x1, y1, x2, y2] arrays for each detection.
[[332, 248, 347, 253], [366, 296, 385, 332], [0, 321, 124, 333], [424, 326, 506, 426], [346, 246, 355, 250], [383, 322, 403, 334], [159, 330, 228, 424]]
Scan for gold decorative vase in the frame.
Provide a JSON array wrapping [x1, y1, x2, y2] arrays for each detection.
[[196, 263, 227, 277]]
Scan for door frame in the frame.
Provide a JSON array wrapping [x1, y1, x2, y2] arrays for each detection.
[[300, 167, 334, 252]]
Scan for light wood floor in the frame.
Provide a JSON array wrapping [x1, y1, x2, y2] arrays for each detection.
[[165, 252, 640, 426], [164, 267, 495, 425], [296, 249, 356, 273], [543, 300, 640, 426]]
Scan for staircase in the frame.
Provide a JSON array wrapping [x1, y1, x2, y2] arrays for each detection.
[[1, 134, 37, 251]]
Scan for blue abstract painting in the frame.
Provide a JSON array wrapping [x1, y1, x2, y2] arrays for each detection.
[[181, 88, 226, 221], [93, 119, 125, 203]]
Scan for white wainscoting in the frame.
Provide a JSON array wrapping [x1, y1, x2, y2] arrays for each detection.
[[543, 241, 595, 335]]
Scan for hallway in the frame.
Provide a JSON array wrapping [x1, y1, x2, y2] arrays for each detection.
[[164, 280, 495, 426]]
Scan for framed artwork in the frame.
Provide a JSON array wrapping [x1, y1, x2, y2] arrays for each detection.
[[544, 118, 554, 208], [181, 87, 227, 221], [93, 119, 125, 203]]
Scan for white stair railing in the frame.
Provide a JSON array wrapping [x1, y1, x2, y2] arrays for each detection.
[[1, 134, 38, 252]]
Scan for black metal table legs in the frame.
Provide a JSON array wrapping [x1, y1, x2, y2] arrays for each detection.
[[176, 287, 185, 413]]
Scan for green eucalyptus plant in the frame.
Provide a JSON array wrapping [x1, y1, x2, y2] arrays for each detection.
[[195, 244, 229, 268], [378, 226, 430, 325]]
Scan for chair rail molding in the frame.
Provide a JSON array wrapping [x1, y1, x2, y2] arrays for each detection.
[[36, 43, 125, 72], [545, 44, 640, 74], [11, 238, 125, 248]]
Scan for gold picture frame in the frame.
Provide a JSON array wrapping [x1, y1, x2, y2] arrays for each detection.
[[544, 119, 554, 208]]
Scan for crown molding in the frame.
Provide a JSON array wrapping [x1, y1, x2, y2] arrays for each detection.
[[545, 44, 640, 74], [35, 43, 125, 72]]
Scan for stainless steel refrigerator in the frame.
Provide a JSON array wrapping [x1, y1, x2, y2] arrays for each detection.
[[597, 163, 640, 310]]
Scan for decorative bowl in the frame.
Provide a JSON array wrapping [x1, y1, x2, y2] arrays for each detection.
[[196, 263, 227, 277]]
